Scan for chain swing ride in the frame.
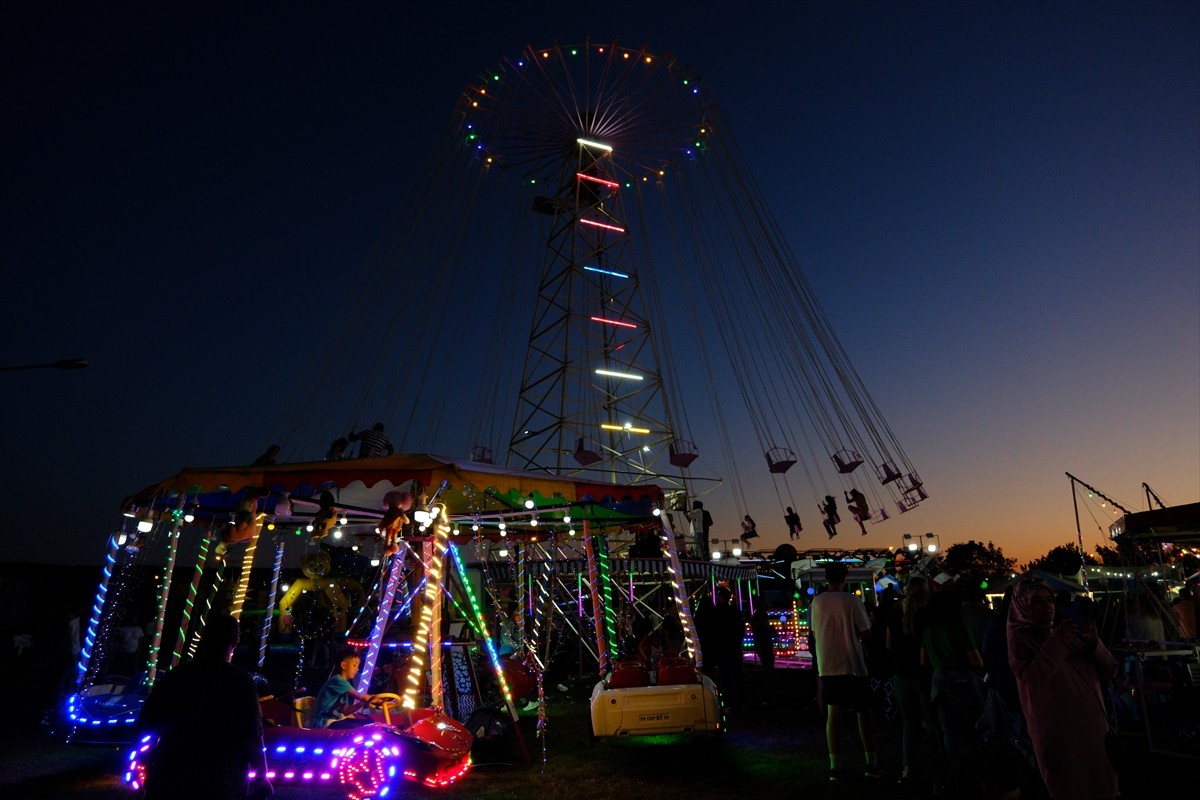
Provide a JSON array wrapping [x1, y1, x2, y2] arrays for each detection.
[[70, 37, 925, 790]]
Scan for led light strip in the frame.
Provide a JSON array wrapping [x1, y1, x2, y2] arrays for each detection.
[[170, 536, 211, 669], [576, 137, 613, 152], [576, 172, 619, 188], [582, 265, 630, 279], [589, 316, 637, 329], [594, 368, 643, 381], [600, 423, 651, 434], [578, 218, 625, 233]]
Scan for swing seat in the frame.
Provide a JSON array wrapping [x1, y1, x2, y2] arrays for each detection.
[[608, 660, 651, 689], [896, 497, 918, 514], [832, 449, 863, 473], [765, 448, 796, 474], [870, 508, 890, 523], [669, 440, 699, 468], [574, 437, 603, 467], [877, 461, 903, 485], [469, 445, 494, 464]]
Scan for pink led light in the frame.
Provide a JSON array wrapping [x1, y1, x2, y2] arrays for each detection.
[[589, 316, 637, 329], [579, 218, 626, 233], [576, 172, 620, 189]]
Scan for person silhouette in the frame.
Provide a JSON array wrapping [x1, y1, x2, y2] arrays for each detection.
[[784, 507, 802, 540], [820, 495, 840, 539], [845, 488, 869, 535]]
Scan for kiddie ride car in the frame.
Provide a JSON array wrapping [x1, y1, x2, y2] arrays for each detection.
[[123, 694, 473, 799], [590, 656, 723, 737]]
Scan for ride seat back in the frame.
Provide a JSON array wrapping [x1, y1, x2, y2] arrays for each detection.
[[292, 696, 317, 729], [656, 657, 699, 685], [608, 660, 650, 689]]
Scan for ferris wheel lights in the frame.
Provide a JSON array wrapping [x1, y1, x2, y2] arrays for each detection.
[[645, 56, 652, 64], [590, 316, 637, 328], [623, 52, 630, 59], [542, 51, 549, 58]]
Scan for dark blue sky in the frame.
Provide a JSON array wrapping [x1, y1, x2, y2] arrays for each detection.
[[2, 2, 1197, 566]]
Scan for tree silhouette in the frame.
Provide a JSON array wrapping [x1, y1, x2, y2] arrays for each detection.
[[941, 539, 1016, 580], [1023, 543, 1099, 575]]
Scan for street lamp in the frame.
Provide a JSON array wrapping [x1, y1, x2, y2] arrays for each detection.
[[901, 532, 940, 554], [0, 358, 89, 372]]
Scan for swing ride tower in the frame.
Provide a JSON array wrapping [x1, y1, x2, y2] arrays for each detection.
[[509, 137, 678, 481]]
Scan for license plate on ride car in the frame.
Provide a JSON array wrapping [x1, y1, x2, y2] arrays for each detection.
[[638, 713, 670, 722]]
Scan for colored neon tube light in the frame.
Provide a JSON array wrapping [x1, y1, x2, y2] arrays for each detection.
[[576, 172, 619, 188], [171, 536, 211, 669], [600, 423, 651, 434], [579, 218, 625, 233], [589, 316, 637, 329], [258, 540, 285, 670], [594, 369, 644, 381], [144, 517, 182, 685], [576, 137, 613, 152], [357, 544, 406, 694], [77, 537, 119, 688], [582, 266, 629, 278]]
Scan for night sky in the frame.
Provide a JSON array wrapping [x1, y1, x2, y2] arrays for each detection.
[[2, 2, 1197, 568]]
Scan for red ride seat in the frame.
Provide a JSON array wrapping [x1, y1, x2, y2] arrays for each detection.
[[656, 657, 699, 685], [608, 660, 650, 689]]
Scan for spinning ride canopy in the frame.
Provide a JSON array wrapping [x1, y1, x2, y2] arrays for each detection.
[[1109, 502, 1200, 544], [125, 453, 666, 528]]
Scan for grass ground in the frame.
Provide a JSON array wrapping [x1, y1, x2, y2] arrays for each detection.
[[0, 663, 1191, 799]]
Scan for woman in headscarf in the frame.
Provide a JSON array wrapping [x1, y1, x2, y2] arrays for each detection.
[[1008, 578, 1119, 799]]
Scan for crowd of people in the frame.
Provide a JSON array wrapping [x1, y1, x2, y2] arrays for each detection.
[[798, 564, 1200, 799]]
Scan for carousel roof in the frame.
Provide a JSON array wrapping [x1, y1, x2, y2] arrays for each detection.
[[124, 453, 667, 529]]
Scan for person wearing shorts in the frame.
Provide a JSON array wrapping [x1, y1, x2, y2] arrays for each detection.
[[810, 561, 882, 781]]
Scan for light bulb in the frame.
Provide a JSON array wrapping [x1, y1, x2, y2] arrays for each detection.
[[137, 517, 154, 534], [498, 548, 509, 558], [498, 522, 506, 531], [306, 524, 314, 533], [563, 515, 571, 524], [711, 551, 722, 561], [183, 512, 195, 523], [339, 516, 348, 525], [524, 496, 535, 510], [732, 546, 742, 557], [530, 517, 538, 527], [370, 557, 381, 567], [333, 529, 343, 539], [413, 510, 431, 524]]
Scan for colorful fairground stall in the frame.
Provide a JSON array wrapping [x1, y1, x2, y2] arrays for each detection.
[[66, 454, 753, 795], [1106, 502, 1200, 761]]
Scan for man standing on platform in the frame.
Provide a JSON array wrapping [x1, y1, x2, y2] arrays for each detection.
[[687, 500, 713, 560]]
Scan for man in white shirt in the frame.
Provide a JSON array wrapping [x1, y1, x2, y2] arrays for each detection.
[[809, 561, 882, 781]]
